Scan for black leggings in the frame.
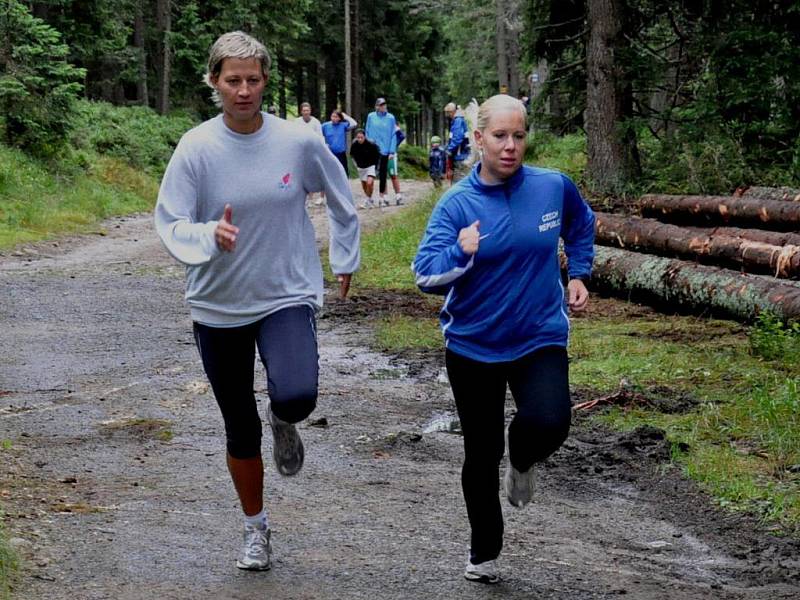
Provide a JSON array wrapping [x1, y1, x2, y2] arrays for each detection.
[[445, 345, 571, 564], [334, 151, 349, 177], [193, 305, 319, 459], [377, 154, 389, 194]]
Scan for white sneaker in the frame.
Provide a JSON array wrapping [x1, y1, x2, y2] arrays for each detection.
[[360, 197, 374, 209], [314, 196, 325, 206], [395, 193, 403, 205], [379, 195, 388, 207], [268, 404, 304, 476], [236, 524, 272, 571], [464, 555, 499, 584], [505, 461, 534, 508]]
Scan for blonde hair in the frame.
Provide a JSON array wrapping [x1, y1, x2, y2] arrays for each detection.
[[476, 94, 527, 130], [203, 31, 271, 106]]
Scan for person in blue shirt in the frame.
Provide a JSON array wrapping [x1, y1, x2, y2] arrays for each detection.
[[444, 102, 472, 182], [428, 135, 446, 188], [365, 97, 398, 206], [321, 109, 357, 176], [413, 94, 595, 585], [384, 125, 405, 205]]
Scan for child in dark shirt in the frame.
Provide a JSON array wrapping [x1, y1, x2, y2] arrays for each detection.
[[429, 135, 446, 188]]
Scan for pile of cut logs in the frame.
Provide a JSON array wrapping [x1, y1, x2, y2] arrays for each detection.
[[589, 186, 800, 321]]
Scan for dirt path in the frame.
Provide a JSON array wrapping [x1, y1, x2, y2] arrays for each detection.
[[1, 179, 798, 599]]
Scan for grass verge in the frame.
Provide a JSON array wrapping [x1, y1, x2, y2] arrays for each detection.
[[355, 187, 800, 534], [0, 520, 15, 600], [0, 144, 158, 250]]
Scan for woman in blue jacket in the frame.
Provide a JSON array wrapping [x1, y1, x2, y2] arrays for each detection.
[[321, 109, 357, 176], [412, 94, 595, 585]]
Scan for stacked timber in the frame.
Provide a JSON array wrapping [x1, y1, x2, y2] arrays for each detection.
[[588, 190, 800, 321]]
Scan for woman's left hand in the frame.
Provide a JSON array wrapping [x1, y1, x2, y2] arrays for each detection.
[[567, 279, 589, 312]]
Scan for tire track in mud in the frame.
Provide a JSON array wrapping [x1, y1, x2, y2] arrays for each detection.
[[1, 180, 798, 599]]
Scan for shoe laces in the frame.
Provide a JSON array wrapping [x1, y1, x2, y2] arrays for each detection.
[[243, 526, 269, 556]]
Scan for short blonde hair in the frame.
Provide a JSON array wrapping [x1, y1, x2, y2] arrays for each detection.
[[476, 94, 527, 130], [203, 31, 271, 106]]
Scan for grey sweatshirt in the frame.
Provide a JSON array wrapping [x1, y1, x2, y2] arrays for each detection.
[[155, 113, 360, 326]]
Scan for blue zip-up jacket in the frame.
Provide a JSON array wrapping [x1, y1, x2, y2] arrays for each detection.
[[365, 111, 397, 155], [412, 164, 595, 362], [321, 120, 352, 154], [446, 115, 470, 162]]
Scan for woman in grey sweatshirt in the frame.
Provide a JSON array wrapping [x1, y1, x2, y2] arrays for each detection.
[[154, 31, 360, 573]]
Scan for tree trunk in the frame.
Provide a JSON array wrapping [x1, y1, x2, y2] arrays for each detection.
[[494, 0, 522, 95], [639, 194, 800, 231], [742, 186, 800, 202], [345, 0, 351, 112], [352, 0, 362, 122], [324, 53, 338, 117], [585, 0, 638, 194], [687, 226, 800, 248], [155, 0, 171, 115], [595, 213, 800, 278], [505, 0, 521, 97], [278, 47, 287, 118], [308, 61, 320, 115], [590, 246, 800, 321], [294, 61, 305, 113], [495, 0, 509, 92], [133, 1, 148, 106]]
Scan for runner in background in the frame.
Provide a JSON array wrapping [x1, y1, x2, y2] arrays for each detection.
[[364, 97, 397, 207], [322, 109, 358, 177], [350, 128, 380, 208]]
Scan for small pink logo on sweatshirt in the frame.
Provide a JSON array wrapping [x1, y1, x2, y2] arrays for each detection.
[[279, 173, 292, 190]]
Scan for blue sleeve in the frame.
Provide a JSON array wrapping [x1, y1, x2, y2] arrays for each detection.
[[560, 175, 595, 280], [389, 115, 399, 154], [412, 198, 474, 295], [364, 113, 374, 140], [447, 118, 464, 154]]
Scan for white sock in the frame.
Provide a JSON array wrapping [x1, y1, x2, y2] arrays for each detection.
[[244, 508, 269, 530]]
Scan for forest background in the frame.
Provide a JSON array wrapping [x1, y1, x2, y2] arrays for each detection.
[[1, 0, 799, 198]]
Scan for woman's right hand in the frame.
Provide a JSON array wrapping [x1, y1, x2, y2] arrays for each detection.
[[215, 204, 240, 252], [458, 220, 481, 255]]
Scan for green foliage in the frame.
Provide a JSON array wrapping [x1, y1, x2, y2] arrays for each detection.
[[749, 312, 800, 364], [523, 131, 587, 186], [397, 144, 430, 180], [357, 191, 438, 289], [0, 0, 85, 157], [375, 314, 442, 352], [0, 143, 157, 249], [0, 516, 16, 600], [437, 0, 498, 106], [69, 100, 197, 175]]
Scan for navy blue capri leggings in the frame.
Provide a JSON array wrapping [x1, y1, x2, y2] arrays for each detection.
[[193, 305, 319, 459]]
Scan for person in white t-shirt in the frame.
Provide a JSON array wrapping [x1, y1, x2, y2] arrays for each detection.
[[297, 102, 326, 205]]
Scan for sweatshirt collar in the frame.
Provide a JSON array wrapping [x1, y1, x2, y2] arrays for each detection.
[[468, 163, 525, 195], [217, 113, 270, 144]]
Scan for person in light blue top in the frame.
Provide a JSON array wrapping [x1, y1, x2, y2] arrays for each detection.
[[413, 94, 595, 585], [364, 97, 398, 206], [321, 109, 357, 176], [444, 102, 472, 182]]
